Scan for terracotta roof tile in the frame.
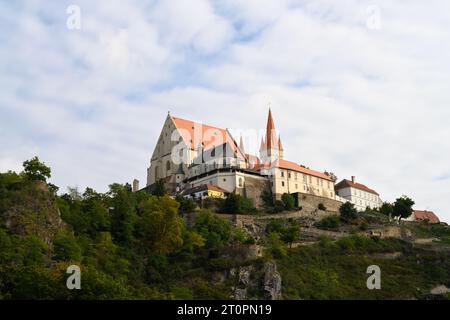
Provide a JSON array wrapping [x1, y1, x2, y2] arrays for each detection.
[[171, 116, 245, 159], [335, 179, 379, 195], [413, 210, 440, 223]]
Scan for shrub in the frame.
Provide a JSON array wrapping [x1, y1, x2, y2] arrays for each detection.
[[318, 203, 327, 211], [266, 232, 287, 258], [221, 193, 255, 214], [339, 202, 358, 223], [266, 219, 285, 233], [272, 200, 285, 213], [282, 193, 295, 210], [315, 215, 341, 230]]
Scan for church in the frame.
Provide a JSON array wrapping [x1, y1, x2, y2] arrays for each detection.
[[144, 109, 337, 207]]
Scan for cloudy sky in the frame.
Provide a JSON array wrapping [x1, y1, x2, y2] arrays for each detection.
[[1, 0, 449, 222]]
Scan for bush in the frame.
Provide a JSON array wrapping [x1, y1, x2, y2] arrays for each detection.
[[318, 203, 327, 211], [266, 232, 287, 258], [315, 215, 341, 230], [281, 194, 295, 210], [221, 193, 255, 214], [339, 202, 358, 223], [193, 210, 233, 249]]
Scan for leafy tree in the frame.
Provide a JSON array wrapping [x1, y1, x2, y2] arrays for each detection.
[[281, 193, 295, 210], [393, 196, 415, 221], [281, 225, 300, 248], [175, 194, 196, 214], [22, 157, 51, 182], [266, 232, 287, 258], [193, 210, 233, 249], [339, 202, 358, 223], [138, 195, 184, 254], [221, 193, 254, 214], [152, 180, 166, 197], [53, 231, 82, 262], [379, 202, 394, 220], [108, 184, 136, 245]]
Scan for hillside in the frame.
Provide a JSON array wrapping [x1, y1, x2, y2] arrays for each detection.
[[1, 161, 450, 300]]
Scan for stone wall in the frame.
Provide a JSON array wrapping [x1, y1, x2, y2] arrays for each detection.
[[242, 175, 271, 208], [296, 192, 342, 212]]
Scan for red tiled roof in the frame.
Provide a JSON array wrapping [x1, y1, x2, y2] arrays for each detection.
[[414, 210, 440, 223], [278, 159, 332, 181], [171, 116, 245, 159], [255, 158, 333, 181], [335, 179, 379, 195]]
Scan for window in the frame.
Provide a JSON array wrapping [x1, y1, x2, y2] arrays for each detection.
[[223, 178, 226, 182], [281, 181, 285, 187], [303, 175, 307, 183], [166, 161, 171, 171], [288, 172, 291, 179], [295, 184, 298, 189], [281, 171, 285, 178], [295, 173, 298, 180], [238, 178, 243, 188], [316, 178, 320, 186], [320, 179, 323, 187], [309, 176, 312, 183], [327, 181, 330, 189]]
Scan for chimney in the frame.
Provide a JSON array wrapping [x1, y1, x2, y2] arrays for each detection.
[[351, 176, 356, 183], [132, 179, 140, 193]]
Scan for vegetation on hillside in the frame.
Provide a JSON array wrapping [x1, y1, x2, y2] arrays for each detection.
[[0, 157, 449, 300]]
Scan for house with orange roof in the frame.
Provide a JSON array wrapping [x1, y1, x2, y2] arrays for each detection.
[[335, 176, 382, 211], [145, 109, 338, 204], [405, 210, 440, 224]]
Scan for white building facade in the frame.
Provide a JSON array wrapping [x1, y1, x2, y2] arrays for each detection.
[[335, 176, 382, 211]]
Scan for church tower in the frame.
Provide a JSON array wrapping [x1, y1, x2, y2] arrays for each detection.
[[260, 109, 283, 163]]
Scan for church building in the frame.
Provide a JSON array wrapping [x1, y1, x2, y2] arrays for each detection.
[[146, 109, 337, 206]]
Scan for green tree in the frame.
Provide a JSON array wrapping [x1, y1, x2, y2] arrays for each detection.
[[339, 202, 358, 223], [138, 195, 184, 254], [221, 193, 254, 214], [108, 184, 136, 245], [266, 232, 287, 258], [175, 194, 197, 214], [153, 180, 166, 197], [193, 210, 233, 249], [393, 196, 415, 221], [53, 231, 82, 262], [379, 202, 394, 220], [22, 157, 51, 182], [281, 193, 295, 210], [281, 225, 300, 248]]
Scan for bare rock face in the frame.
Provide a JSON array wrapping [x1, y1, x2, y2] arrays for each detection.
[[1, 181, 65, 245], [263, 262, 282, 300], [231, 265, 254, 300]]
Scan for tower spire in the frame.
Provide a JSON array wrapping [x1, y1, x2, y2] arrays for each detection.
[[239, 135, 245, 154]]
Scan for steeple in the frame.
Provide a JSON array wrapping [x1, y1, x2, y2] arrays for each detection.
[[278, 135, 284, 159], [265, 108, 278, 150], [239, 135, 245, 154]]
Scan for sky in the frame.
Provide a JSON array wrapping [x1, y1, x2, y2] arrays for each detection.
[[0, 0, 449, 222]]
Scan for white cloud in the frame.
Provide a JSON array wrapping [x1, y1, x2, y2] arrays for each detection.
[[1, 1, 449, 222]]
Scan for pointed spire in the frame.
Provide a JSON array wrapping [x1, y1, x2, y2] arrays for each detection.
[[259, 137, 266, 152], [278, 135, 283, 151], [265, 108, 278, 151], [239, 135, 245, 154]]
